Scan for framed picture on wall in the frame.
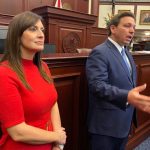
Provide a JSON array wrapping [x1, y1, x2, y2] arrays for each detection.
[[139, 10, 150, 25], [118, 10, 130, 14]]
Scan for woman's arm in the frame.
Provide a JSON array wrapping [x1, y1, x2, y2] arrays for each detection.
[[7, 122, 66, 145], [51, 102, 66, 149], [51, 102, 62, 131]]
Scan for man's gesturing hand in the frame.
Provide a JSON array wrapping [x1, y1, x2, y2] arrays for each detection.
[[128, 84, 150, 113]]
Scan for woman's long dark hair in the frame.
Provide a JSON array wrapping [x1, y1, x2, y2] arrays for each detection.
[[0, 11, 52, 89]]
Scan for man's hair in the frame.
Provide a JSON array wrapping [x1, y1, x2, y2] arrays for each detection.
[[107, 12, 135, 36]]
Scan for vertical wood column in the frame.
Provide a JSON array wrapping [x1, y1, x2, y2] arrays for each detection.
[[91, 0, 99, 27]]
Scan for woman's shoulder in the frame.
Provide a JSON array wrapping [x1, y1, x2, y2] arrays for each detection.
[[41, 60, 48, 67], [0, 61, 15, 76], [0, 61, 9, 70], [41, 61, 49, 71], [41, 60, 51, 75]]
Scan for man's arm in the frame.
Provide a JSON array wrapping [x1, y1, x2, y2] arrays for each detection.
[[128, 84, 150, 113], [86, 48, 129, 109]]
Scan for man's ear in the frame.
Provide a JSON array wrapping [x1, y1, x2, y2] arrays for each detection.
[[110, 25, 116, 34]]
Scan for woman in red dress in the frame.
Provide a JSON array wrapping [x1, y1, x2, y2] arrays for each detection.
[[0, 11, 66, 150]]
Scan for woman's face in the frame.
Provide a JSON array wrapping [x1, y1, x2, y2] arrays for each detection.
[[20, 19, 45, 59]]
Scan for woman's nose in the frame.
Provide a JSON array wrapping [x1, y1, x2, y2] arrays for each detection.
[[37, 30, 44, 38]]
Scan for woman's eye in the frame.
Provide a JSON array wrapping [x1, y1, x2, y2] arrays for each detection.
[[41, 28, 45, 33], [28, 26, 37, 31], [28, 26, 45, 33]]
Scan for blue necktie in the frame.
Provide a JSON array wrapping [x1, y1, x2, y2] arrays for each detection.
[[121, 48, 131, 75]]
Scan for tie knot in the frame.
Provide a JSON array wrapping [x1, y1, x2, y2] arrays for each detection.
[[122, 47, 125, 51], [121, 47, 126, 55]]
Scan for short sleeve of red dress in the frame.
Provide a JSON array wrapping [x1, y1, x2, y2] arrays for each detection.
[[0, 65, 25, 129], [41, 61, 52, 77]]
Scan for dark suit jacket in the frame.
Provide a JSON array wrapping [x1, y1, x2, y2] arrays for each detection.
[[86, 39, 137, 138]]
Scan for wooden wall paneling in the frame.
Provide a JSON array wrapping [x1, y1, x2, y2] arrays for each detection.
[[89, 27, 107, 48], [62, 0, 75, 11], [45, 19, 87, 53], [53, 73, 81, 150], [59, 24, 86, 53], [137, 64, 150, 126], [0, 0, 24, 15], [85, 25, 91, 49], [133, 53, 150, 65], [76, 0, 88, 14], [78, 68, 89, 150], [32, 6, 97, 53], [42, 53, 150, 150], [0, 0, 89, 16], [43, 53, 88, 150], [91, 0, 99, 26], [126, 120, 150, 150], [90, 33, 106, 48], [126, 61, 150, 150], [46, 0, 55, 6], [61, 0, 88, 13], [32, 6, 97, 26], [27, 0, 54, 10], [44, 19, 58, 50], [0, 14, 13, 26]]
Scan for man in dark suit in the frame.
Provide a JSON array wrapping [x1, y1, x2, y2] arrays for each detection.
[[86, 12, 150, 150]]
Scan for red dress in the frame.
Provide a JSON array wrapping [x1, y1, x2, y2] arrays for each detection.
[[0, 59, 57, 150]]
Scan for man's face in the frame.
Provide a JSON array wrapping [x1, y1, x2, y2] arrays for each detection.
[[110, 16, 136, 46]]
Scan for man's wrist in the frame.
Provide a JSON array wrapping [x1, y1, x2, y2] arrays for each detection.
[[126, 101, 129, 106], [53, 143, 64, 150], [58, 144, 64, 150]]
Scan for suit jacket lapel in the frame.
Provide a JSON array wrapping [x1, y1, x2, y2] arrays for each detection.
[[125, 49, 136, 86], [114, 49, 133, 84], [106, 40, 133, 85]]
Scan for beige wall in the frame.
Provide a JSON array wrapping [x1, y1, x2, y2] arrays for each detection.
[[98, 4, 150, 30]]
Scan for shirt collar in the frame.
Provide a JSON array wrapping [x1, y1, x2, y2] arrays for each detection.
[[108, 37, 124, 54]]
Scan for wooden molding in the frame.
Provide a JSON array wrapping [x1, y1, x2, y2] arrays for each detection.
[[126, 120, 150, 149], [32, 6, 97, 25], [0, 13, 13, 25]]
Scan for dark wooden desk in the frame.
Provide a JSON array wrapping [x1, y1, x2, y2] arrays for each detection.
[[43, 52, 150, 150], [0, 53, 150, 149]]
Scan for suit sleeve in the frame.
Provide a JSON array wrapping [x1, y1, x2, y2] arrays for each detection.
[[86, 48, 129, 109]]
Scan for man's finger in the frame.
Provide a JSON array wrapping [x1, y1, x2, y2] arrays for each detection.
[[134, 84, 146, 93]]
